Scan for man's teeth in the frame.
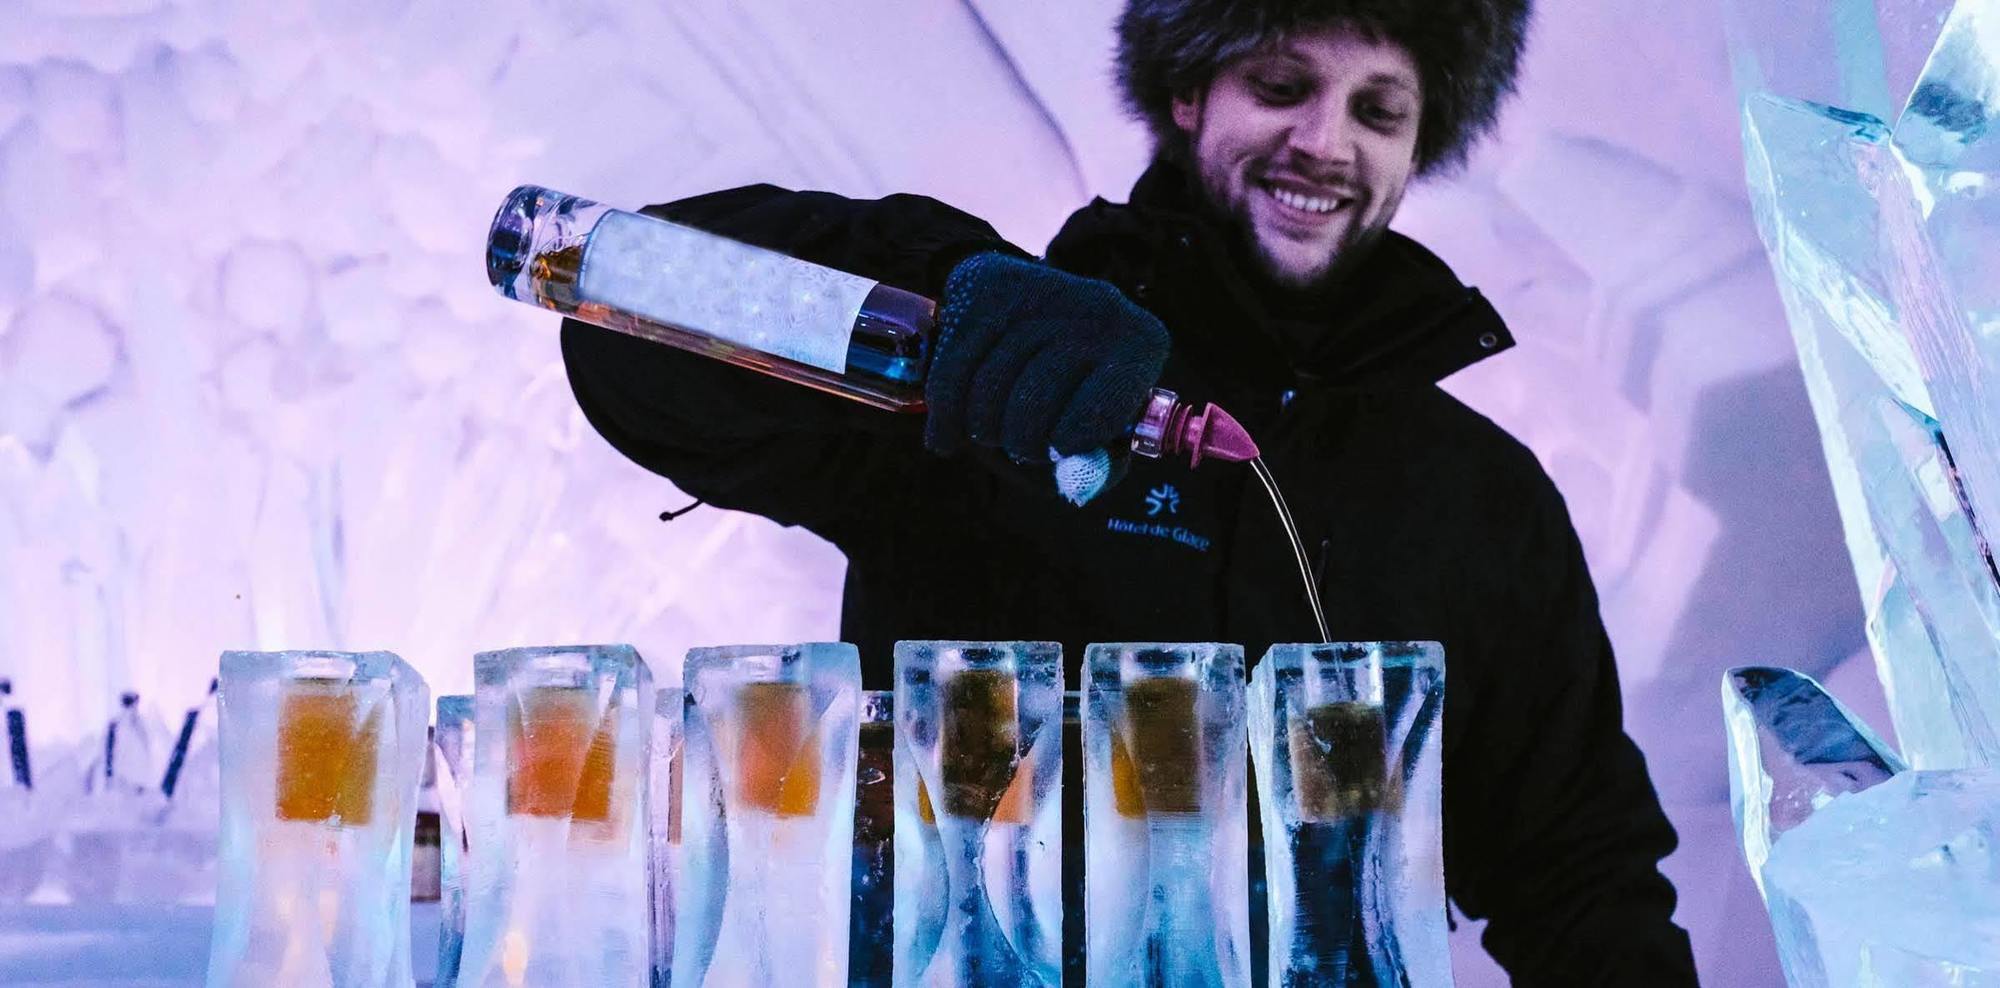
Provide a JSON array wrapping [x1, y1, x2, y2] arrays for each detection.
[[1269, 186, 1342, 214]]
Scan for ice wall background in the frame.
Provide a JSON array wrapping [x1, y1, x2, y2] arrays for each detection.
[[0, 0, 1865, 983]]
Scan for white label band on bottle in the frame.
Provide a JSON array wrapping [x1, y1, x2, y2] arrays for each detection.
[[577, 210, 875, 375]]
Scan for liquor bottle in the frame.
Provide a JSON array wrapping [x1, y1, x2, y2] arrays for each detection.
[[160, 678, 218, 799], [89, 691, 156, 796], [2, 679, 28, 790], [486, 185, 1257, 473]]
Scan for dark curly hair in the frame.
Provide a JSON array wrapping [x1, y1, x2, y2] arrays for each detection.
[[1115, 0, 1532, 176]]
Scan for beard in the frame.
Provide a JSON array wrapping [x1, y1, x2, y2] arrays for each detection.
[[1185, 163, 1391, 304]]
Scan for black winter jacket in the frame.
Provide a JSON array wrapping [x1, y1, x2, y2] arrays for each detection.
[[561, 159, 1698, 985]]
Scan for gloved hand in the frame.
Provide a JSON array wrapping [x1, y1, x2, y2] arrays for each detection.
[[926, 252, 1170, 461]]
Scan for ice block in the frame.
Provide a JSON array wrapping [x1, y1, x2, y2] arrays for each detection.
[[205, 649, 430, 988], [852, 690, 896, 987], [675, 643, 859, 988], [434, 694, 473, 988], [1762, 769, 2000, 986], [1721, 667, 1904, 895], [1083, 643, 1249, 988], [894, 641, 1062, 987], [651, 686, 685, 988], [457, 645, 655, 988], [1247, 642, 1448, 987]]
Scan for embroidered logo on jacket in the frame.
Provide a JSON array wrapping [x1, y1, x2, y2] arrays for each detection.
[[1108, 482, 1210, 551]]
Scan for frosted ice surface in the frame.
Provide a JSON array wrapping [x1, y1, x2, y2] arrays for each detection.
[[1741, 89, 2000, 769], [163, 45, 245, 124], [1895, 0, 2000, 173], [1248, 643, 1449, 988], [677, 643, 859, 988], [32, 60, 120, 155], [1742, 94, 1933, 418], [850, 690, 893, 988], [206, 649, 430, 988], [3, 296, 122, 451], [1869, 400, 2000, 760], [61, 693, 190, 904], [220, 241, 314, 336], [0, 66, 28, 134], [1730, 6, 2000, 985], [1887, 0, 2000, 608], [1762, 769, 2000, 987], [1721, 667, 1903, 895], [0, 691, 54, 902], [0, 788, 51, 902], [434, 694, 472, 988], [318, 261, 402, 350], [651, 686, 685, 988], [892, 641, 1062, 987], [1082, 644, 1249, 988], [1725, 0, 1956, 127], [458, 645, 655, 988]]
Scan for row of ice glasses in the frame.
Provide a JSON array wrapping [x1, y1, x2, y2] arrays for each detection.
[[206, 640, 1444, 988]]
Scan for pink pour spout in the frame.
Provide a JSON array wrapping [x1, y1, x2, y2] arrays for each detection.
[[1188, 401, 1260, 466], [1134, 388, 1261, 468]]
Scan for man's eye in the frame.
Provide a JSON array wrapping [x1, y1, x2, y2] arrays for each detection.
[[1252, 78, 1306, 104], [1361, 103, 1410, 129]]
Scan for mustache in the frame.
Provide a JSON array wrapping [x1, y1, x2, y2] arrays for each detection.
[[1253, 163, 1361, 199]]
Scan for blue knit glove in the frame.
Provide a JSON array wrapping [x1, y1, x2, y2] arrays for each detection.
[[927, 252, 1170, 461]]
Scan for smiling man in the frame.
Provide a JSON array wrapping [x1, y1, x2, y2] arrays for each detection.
[[1170, 23, 1421, 290], [561, 0, 1699, 983]]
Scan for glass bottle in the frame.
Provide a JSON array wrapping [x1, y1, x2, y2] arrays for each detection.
[[486, 185, 1257, 470], [2, 679, 27, 789], [160, 678, 218, 799]]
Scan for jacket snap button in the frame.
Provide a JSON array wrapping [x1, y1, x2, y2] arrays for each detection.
[[1176, 233, 1193, 249], [1478, 331, 1499, 349], [1134, 282, 1151, 298]]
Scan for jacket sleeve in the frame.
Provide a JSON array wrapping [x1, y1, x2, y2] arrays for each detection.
[[559, 184, 1025, 539], [1449, 480, 1699, 986]]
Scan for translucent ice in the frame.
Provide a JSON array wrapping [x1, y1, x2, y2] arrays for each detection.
[[893, 641, 1062, 987], [1727, 5, 2000, 983], [677, 643, 860, 988], [1082, 643, 1250, 988], [651, 686, 685, 988], [1762, 769, 2000, 986], [1741, 90, 2000, 768], [205, 649, 430, 988], [1887, 0, 2000, 622], [1721, 666, 1904, 894], [1247, 642, 1449, 987], [1724, 0, 1955, 129], [59, 689, 219, 905], [0, 785, 46, 903], [458, 645, 656, 988], [851, 690, 895, 988], [434, 694, 472, 988]]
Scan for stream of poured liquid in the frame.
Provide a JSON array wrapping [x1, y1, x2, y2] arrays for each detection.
[[1249, 457, 1332, 644]]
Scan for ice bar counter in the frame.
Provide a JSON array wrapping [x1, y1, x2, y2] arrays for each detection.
[[0, 641, 1449, 987]]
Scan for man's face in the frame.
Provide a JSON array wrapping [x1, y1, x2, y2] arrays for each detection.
[[1172, 23, 1423, 291]]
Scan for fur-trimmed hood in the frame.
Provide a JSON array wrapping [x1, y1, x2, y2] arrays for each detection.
[[1114, 0, 1531, 175]]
